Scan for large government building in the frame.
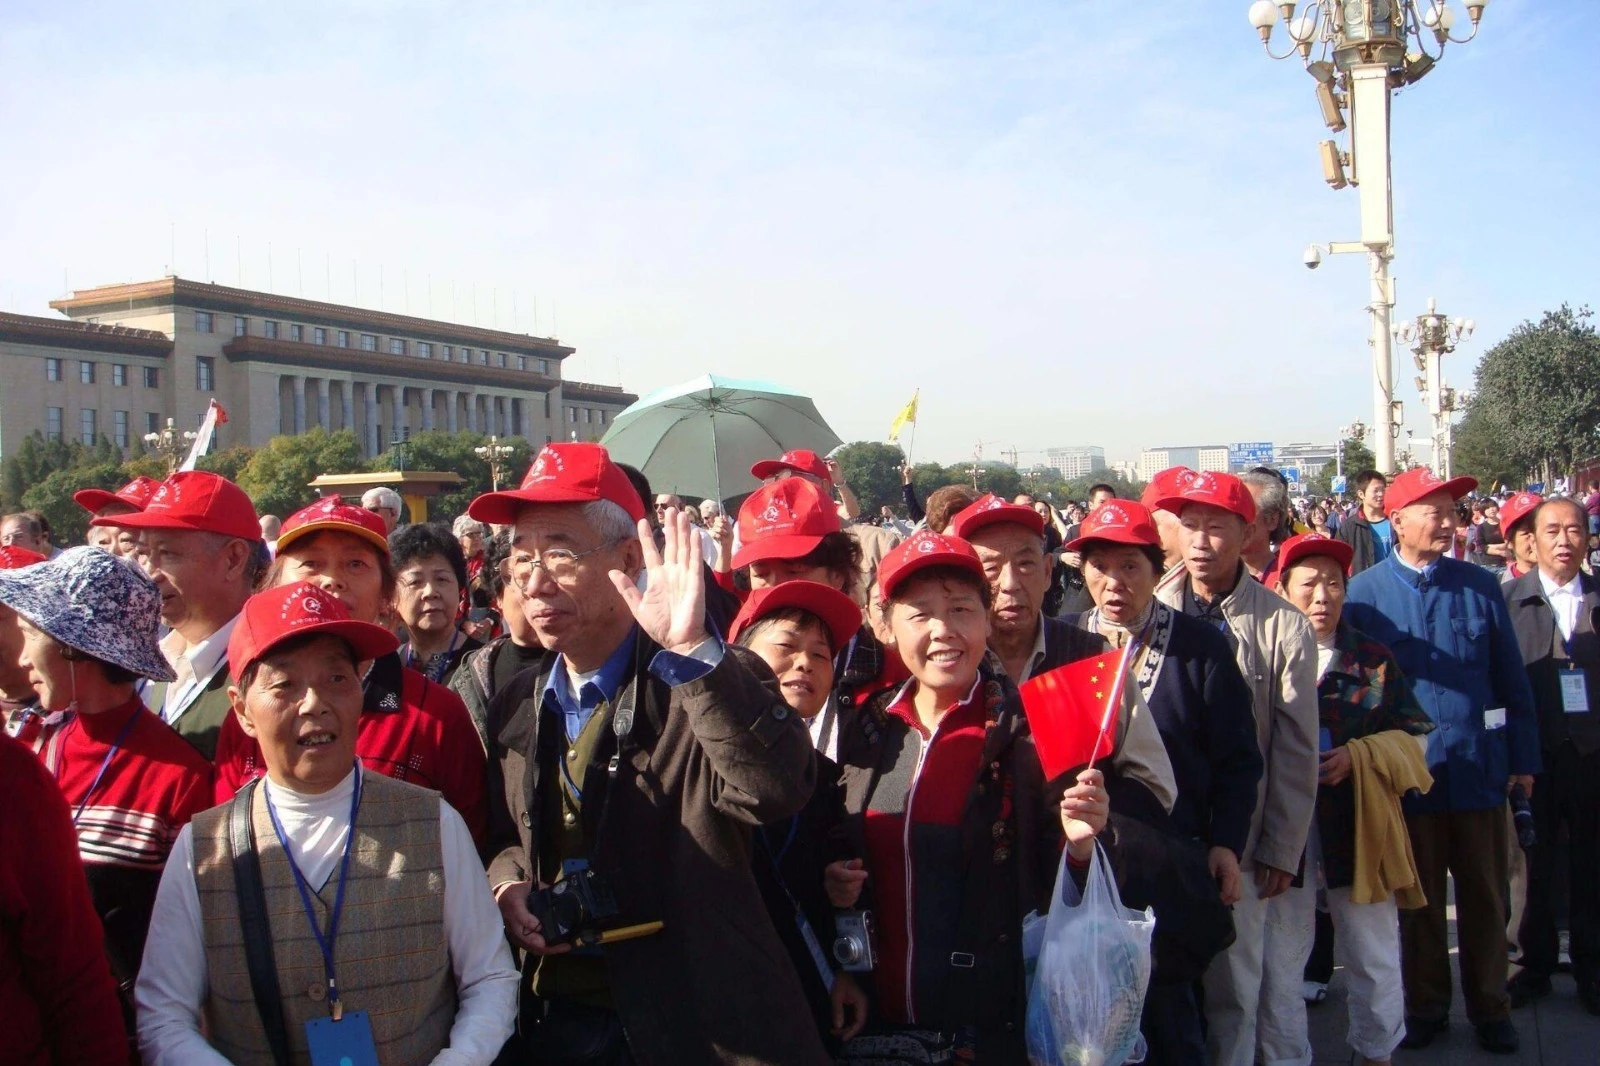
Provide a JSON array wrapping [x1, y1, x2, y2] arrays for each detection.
[[0, 276, 636, 459]]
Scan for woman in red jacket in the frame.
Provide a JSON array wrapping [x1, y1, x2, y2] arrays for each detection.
[[212, 496, 487, 840]]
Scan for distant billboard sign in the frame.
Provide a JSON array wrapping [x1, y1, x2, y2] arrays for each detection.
[[1331, 475, 1348, 494], [1229, 442, 1274, 468]]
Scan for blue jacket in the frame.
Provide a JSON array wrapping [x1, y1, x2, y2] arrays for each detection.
[[1345, 552, 1540, 814]]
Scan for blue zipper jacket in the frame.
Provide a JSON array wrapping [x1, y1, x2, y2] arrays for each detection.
[[1344, 552, 1540, 814]]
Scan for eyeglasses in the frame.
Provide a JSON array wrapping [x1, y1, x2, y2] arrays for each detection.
[[507, 540, 621, 587]]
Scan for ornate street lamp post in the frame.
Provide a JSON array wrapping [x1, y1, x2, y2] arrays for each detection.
[[143, 417, 196, 475], [1396, 297, 1473, 478], [474, 435, 517, 491]]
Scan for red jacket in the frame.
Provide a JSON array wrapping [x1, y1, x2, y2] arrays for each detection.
[[214, 653, 487, 842], [0, 733, 129, 1066]]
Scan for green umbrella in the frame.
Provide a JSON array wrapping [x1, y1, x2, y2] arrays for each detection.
[[599, 374, 842, 503]]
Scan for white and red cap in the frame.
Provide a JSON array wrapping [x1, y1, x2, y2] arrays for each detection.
[[1066, 500, 1160, 554], [1498, 490, 1543, 535], [877, 529, 985, 602], [278, 496, 391, 555], [750, 449, 831, 484], [729, 580, 863, 655], [1385, 467, 1478, 514], [93, 470, 260, 541], [1277, 532, 1354, 577], [1140, 466, 1196, 510], [948, 493, 1045, 540], [228, 580, 399, 682], [1153, 470, 1257, 524], [74, 475, 161, 516], [467, 442, 646, 526], [0, 546, 46, 570], [732, 478, 841, 569]]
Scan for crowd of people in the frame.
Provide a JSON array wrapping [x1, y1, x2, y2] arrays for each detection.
[[1, 445, 1595, 1066]]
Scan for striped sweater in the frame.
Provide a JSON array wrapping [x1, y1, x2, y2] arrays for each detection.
[[30, 695, 213, 982]]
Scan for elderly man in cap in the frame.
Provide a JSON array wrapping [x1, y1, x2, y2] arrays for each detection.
[[76, 476, 160, 557], [1141, 467, 1196, 573], [470, 442, 826, 1066], [97, 471, 263, 760], [1344, 468, 1539, 1054], [1153, 470, 1320, 1066], [1502, 497, 1600, 1016]]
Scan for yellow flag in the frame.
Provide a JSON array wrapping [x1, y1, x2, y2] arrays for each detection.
[[888, 390, 919, 443]]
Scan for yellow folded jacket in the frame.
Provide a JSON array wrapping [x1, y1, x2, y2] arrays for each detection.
[[1346, 730, 1434, 910]]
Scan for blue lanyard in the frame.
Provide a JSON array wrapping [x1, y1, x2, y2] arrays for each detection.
[[405, 631, 460, 684], [265, 764, 363, 1018], [65, 711, 140, 827], [759, 815, 801, 869]]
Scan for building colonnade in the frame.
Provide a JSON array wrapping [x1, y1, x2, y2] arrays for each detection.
[[274, 373, 540, 456]]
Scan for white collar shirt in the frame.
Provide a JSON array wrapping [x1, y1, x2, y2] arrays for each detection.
[[161, 614, 240, 724], [1539, 570, 1583, 644]]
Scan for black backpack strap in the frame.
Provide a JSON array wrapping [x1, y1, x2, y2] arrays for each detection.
[[230, 779, 291, 1066]]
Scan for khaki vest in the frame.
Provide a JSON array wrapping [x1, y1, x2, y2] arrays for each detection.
[[191, 772, 457, 1066]]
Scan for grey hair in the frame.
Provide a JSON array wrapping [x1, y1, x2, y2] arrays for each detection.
[[452, 514, 488, 538], [361, 487, 403, 512], [1, 512, 42, 538], [1238, 470, 1287, 529], [582, 499, 639, 544]]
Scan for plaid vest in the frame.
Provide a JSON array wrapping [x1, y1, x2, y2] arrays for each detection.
[[191, 772, 456, 1066]]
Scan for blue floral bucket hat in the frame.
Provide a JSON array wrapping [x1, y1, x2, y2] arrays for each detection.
[[0, 545, 175, 681]]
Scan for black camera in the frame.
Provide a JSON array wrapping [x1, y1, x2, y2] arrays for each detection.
[[528, 868, 621, 946], [833, 910, 877, 972], [1510, 784, 1536, 850]]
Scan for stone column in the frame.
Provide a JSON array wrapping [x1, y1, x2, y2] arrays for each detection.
[[291, 376, 307, 435], [422, 389, 435, 432], [519, 397, 531, 439], [316, 378, 330, 429], [390, 385, 405, 444], [446, 390, 459, 433], [485, 395, 498, 437], [341, 382, 354, 433], [467, 393, 480, 433], [364, 383, 379, 456]]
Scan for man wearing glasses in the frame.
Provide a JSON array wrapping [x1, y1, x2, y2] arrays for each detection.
[[469, 442, 826, 1066]]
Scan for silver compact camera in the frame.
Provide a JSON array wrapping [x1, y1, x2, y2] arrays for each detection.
[[832, 910, 877, 972]]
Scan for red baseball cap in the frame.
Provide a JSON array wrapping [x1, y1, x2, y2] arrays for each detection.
[[467, 442, 646, 526], [1154, 470, 1257, 524], [877, 529, 985, 602], [729, 580, 863, 655], [1066, 499, 1160, 554], [1386, 467, 1478, 514], [1276, 532, 1354, 577], [0, 546, 47, 570], [732, 478, 841, 569], [750, 449, 831, 484], [94, 470, 261, 541], [74, 476, 161, 516], [228, 581, 399, 682], [1498, 491, 1543, 535], [949, 493, 1045, 540], [278, 496, 391, 555], [1140, 466, 1196, 510]]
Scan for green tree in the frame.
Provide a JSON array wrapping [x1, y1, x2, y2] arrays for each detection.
[[21, 461, 124, 547], [238, 428, 365, 519], [1304, 433, 1376, 496], [198, 444, 256, 484], [372, 430, 533, 520], [831, 442, 909, 515], [1451, 399, 1526, 492], [1466, 304, 1600, 486]]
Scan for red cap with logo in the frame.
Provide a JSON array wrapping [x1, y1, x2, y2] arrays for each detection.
[[1498, 491, 1543, 535], [949, 493, 1045, 540], [732, 478, 841, 569], [877, 529, 985, 602], [74, 476, 161, 516], [1066, 500, 1160, 554], [729, 580, 863, 655], [750, 449, 831, 484], [278, 496, 391, 555], [1153, 470, 1258, 524], [1277, 532, 1354, 577], [93, 470, 260, 541], [467, 442, 646, 526], [0, 546, 47, 570], [1140, 466, 1196, 511], [1385, 467, 1478, 514], [228, 580, 400, 682]]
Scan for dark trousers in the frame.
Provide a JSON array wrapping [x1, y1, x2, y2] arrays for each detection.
[[519, 1000, 635, 1066], [1402, 807, 1511, 1024], [1304, 907, 1335, 984], [1140, 980, 1207, 1065], [1520, 745, 1600, 983]]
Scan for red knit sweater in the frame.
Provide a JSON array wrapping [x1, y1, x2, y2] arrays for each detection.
[[0, 733, 131, 1066]]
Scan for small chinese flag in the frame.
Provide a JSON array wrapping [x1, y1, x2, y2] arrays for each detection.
[[1019, 648, 1127, 781]]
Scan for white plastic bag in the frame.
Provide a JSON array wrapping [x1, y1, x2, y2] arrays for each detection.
[[1025, 841, 1155, 1066]]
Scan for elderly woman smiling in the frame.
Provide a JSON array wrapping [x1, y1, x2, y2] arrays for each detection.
[[135, 582, 518, 1065]]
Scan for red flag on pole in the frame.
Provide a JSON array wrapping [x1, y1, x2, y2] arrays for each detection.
[[1018, 648, 1127, 781]]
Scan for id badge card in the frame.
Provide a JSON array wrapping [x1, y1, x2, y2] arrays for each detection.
[[1561, 669, 1590, 714], [1484, 707, 1507, 731], [793, 906, 836, 993], [305, 1011, 379, 1066]]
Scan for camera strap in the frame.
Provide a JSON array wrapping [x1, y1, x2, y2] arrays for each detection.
[[585, 638, 646, 865], [757, 818, 836, 992]]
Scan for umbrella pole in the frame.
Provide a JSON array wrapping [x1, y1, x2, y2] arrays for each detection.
[[906, 419, 917, 467]]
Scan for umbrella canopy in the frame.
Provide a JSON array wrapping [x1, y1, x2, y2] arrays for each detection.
[[599, 375, 842, 502]]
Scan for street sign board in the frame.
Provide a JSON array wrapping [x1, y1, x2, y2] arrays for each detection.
[[1229, 441, 1274, 468], [1331, 475, 1348, 494], [1281, 467, 1302, 489]]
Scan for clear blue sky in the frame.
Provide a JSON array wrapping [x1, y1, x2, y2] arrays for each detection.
[[0, 1, 1592, 465]]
